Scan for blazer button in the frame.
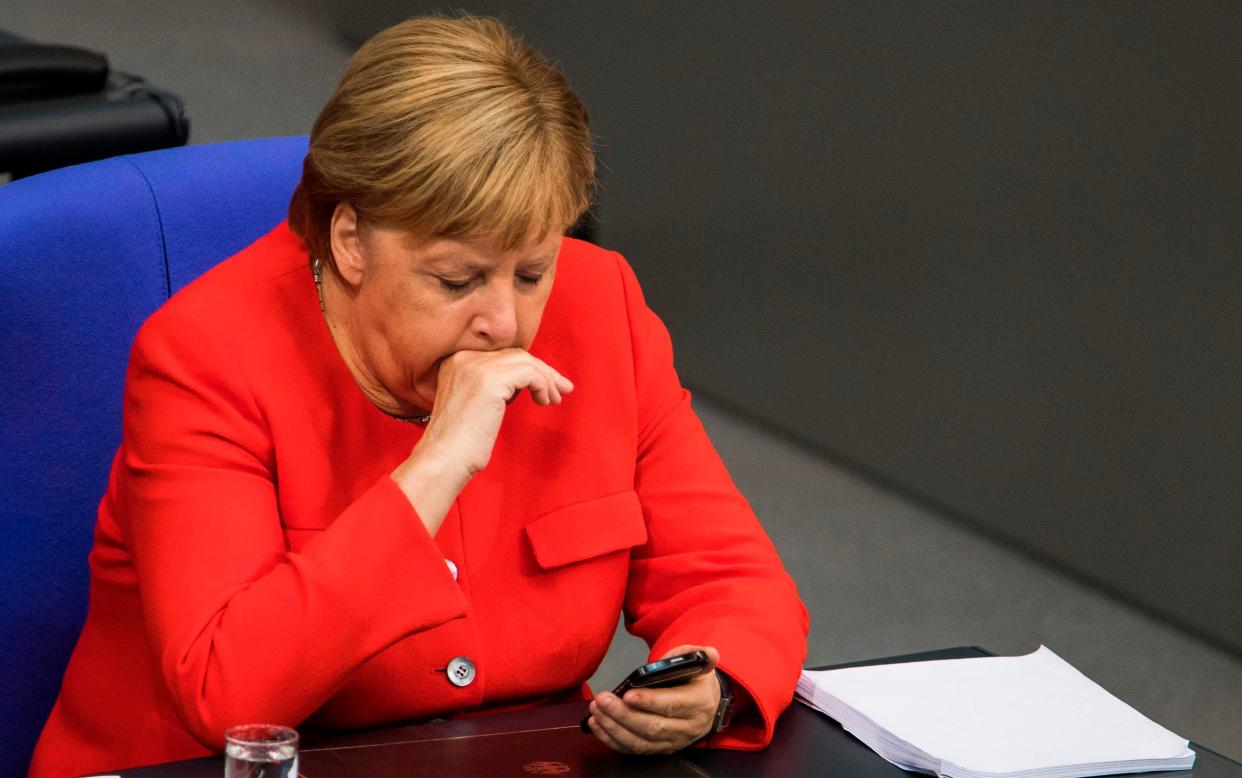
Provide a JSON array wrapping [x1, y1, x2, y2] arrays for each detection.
[[445, 558, 459, 581], [446, 656, 476, 687]]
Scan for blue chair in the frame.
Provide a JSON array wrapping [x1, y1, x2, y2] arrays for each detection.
[[0, 136, 309, 776]]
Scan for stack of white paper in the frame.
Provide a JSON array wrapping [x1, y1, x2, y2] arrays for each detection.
[[796, 646, 1195, 778]]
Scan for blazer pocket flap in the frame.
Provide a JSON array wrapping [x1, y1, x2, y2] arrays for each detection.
[[524, 490, 647, 570]]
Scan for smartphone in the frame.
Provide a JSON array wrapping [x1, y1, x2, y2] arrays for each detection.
[[579, 650, 711, 733]]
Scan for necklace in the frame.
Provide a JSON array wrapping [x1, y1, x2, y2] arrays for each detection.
[[312, 257, 431, 425]]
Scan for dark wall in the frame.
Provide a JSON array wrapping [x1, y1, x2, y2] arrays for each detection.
[[309, 1, 1242, 654]]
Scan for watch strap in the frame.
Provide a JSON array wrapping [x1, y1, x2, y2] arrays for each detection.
[[710, 669, 735, 733]]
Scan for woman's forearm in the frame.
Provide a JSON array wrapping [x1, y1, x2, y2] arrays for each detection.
[[391, 447, 472, 536]]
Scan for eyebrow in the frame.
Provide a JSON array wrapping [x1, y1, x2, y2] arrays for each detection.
[[426, 256, 487, 273], [426, 251, 557, 273]]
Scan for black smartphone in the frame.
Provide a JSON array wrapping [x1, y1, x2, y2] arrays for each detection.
[[579, 650, 711, 733]]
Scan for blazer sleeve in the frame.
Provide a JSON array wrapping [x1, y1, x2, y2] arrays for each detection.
[[114, 305, 469, 750], [611, 252, 810, 750]]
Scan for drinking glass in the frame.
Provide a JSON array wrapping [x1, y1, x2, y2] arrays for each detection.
[[224, 724, 299, 778]]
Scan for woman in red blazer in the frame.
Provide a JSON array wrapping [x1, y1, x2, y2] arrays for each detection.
[[31, 15, 807, 777]]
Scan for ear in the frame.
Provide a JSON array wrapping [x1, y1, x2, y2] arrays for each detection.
[[329, 202, 367, 286]]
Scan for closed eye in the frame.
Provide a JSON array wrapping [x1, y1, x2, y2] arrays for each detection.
[[437, 273, 545, 294]]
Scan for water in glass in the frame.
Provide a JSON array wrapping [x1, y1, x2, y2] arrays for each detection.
[[224, 740, 298, 778]]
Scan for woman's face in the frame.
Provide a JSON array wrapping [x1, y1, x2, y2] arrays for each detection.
[[328, 205, 562, 416]]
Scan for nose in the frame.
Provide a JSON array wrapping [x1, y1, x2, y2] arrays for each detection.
[[470, 277, 519, 347]]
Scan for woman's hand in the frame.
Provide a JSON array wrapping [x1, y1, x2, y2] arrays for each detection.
[[586, 645, 723, 755], [391, 348, 573, 533], [418, 348, 573, 476]]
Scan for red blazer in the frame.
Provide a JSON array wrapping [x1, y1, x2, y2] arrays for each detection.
[[31, 223, 808, 777]]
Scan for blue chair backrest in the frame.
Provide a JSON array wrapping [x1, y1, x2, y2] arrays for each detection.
[[0, 136, 309, 776]]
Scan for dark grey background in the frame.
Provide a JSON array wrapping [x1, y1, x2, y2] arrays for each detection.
[[308, 1, 1242, 654]]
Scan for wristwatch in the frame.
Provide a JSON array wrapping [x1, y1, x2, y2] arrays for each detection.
[[710, 670, 735, 733]]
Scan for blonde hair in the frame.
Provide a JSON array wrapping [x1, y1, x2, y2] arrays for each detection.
[[288, 14, 596, 263]]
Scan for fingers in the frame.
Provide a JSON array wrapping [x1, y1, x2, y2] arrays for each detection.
[[412, 349, 574, 484], [586, 693, 683, 755], [525, 361, 568, 405], [621, 673, 717, 720], [587, 663, 721, 755], [529, 355, 573, 404], [586, 711, 648, 755], [452, 349, 572, 407]]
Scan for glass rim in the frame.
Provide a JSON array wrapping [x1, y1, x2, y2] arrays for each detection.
[[224, 723, 299, 746]]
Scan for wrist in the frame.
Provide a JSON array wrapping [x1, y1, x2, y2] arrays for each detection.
[[391, 449, 471, 534]]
